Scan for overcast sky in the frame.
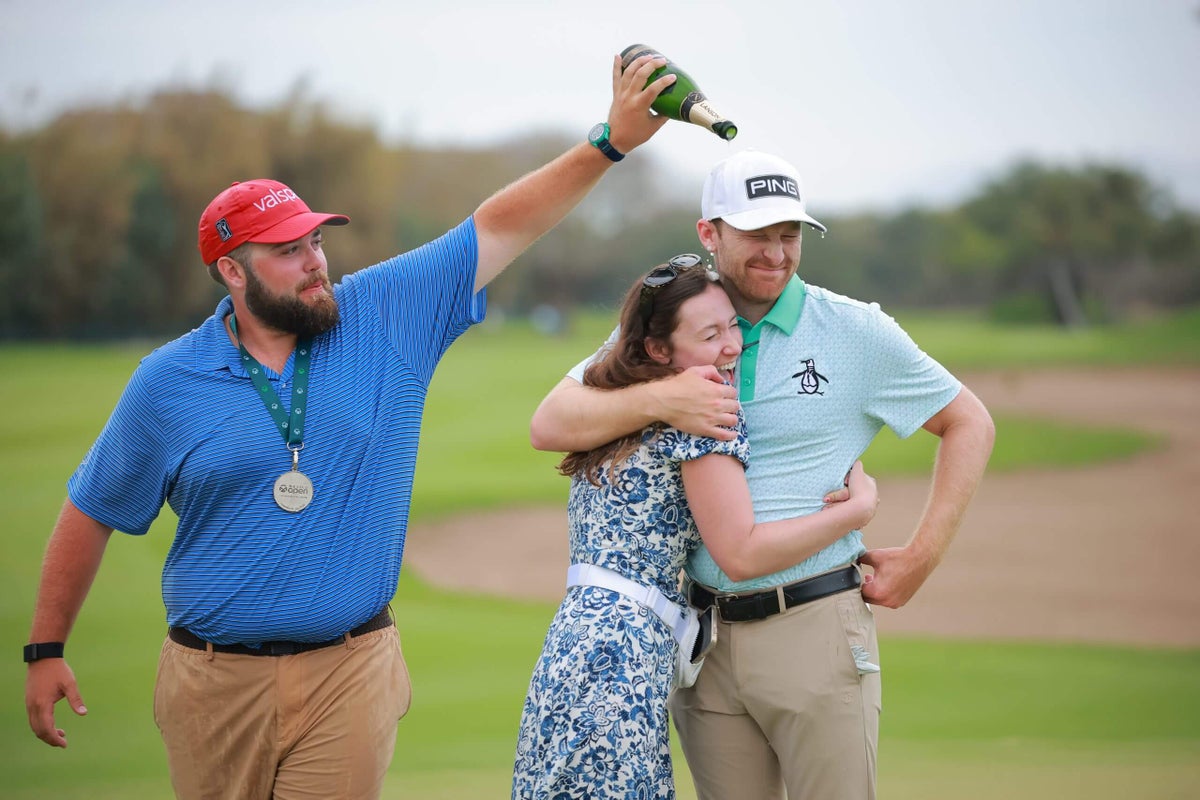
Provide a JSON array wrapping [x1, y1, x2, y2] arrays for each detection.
[[3, 0, 1198, 213]]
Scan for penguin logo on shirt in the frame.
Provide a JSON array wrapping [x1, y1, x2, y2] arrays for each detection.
[[791, 359, 829, 395]]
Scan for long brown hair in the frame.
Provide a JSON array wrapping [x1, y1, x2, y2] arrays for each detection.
[[558, 259, 722, 483]]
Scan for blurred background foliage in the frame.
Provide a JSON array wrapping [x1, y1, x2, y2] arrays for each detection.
[[0, 87, 1197, 340]]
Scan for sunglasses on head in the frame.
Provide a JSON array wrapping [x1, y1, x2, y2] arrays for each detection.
[[639, 253, 705, 325], [642, 253, 704, 289]]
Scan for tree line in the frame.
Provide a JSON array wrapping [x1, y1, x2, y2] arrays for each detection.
[[1, 88, 1196, 339]]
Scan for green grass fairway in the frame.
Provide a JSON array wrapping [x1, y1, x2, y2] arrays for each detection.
[[5, 573, 1195, 799], [409, 311, 1174, 518], [387, 580, 1200, 800], [896, 306, 1200, 369], [2, 308, 1197, 798]]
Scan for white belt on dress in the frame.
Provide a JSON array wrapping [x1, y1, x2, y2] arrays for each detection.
[[565, 563, 691, 644]]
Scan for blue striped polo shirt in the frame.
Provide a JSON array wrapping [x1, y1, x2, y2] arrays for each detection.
[[685, 277, 961, 591], [68, 218, 485, 644]]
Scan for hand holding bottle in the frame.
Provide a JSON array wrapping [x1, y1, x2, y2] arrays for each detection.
[[620, 44, 738, 140], [604, 52, 677, 155]]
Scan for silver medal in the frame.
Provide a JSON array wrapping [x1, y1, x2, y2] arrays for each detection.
[[274, 469, 314, 512]]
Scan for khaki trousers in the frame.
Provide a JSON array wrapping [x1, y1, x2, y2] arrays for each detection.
[[154, 624, 412, 800], [670, 587, 881, 800]]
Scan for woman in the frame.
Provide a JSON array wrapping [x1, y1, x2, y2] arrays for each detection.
[[512, 256, 877, 799]]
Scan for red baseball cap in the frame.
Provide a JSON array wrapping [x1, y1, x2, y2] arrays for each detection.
[[197, 179, 350, 264]]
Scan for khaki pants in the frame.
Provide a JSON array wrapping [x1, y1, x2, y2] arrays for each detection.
[[154, 624, 412, 800], [670, 587, 881, 800]]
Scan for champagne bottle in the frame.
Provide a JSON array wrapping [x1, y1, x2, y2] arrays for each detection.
[[620, 44, 737, 141]]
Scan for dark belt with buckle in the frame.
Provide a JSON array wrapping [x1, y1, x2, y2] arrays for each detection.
[[689, 565, 861, 623], [168, 608, 393, 656]]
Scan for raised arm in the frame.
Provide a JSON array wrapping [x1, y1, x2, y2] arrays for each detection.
[[25, 499, 114, 748], [860, 385, 994, 608], [472, 54, 673, 290], [530, 366, 740, 453], [683, 459, 878, 583]]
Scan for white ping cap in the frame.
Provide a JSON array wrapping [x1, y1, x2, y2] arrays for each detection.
[[701, 150, 826, 233]]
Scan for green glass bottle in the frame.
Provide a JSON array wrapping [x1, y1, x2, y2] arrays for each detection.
[[620, 44, 737, 141]]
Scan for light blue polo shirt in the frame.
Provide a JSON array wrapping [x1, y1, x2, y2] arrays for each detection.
[[68, 218, 485, 644], [567, 277, 961, 593], [687, 277, 961, 591]]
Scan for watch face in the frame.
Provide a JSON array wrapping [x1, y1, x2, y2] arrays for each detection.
[[588, 123, 607, 144]]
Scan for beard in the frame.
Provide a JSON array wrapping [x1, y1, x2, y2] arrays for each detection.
[[243, 266, 340, 338]]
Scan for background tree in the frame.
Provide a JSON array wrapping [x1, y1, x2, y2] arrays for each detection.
[[1, 89, 1196, 339], [962, 162, 1193, 324], [0, 136, 44, 337]]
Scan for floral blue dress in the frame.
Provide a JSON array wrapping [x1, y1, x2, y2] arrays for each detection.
[[512, 419, 749, 799]]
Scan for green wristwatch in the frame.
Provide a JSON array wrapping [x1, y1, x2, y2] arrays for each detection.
[[587, 122, 624, 162]]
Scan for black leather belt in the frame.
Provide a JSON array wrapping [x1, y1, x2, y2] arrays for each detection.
[[689, 565, 861, 623], [168, 608, 393, 656]]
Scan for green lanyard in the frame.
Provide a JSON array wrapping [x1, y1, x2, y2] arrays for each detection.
[[230, 315, 313, 456]]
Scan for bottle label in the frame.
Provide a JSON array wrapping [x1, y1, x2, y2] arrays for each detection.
[[682, 94, 729, 132], [679, 91, 704, 119]]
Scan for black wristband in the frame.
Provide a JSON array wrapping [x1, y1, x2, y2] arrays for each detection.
[[23, 642, 65, 662]]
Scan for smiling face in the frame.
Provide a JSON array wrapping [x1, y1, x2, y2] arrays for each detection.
[[237, 228, 339, 337], [698, 218, 803, 324], [646, 282, 742, 382]]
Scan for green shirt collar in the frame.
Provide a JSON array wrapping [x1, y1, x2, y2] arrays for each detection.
[[740, 275, 807, 335]]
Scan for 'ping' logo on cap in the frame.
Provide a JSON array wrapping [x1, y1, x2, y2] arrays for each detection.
[[746, 175, 800, 202], [215, 218, 233, 242]]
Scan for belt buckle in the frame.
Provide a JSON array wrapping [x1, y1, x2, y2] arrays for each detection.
[[262, 641, 302, 656], [713, 591, 736, 619]]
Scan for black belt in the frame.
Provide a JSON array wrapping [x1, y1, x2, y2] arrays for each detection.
[[168, 608, 393, 656], [689, 565, 861, 623]]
